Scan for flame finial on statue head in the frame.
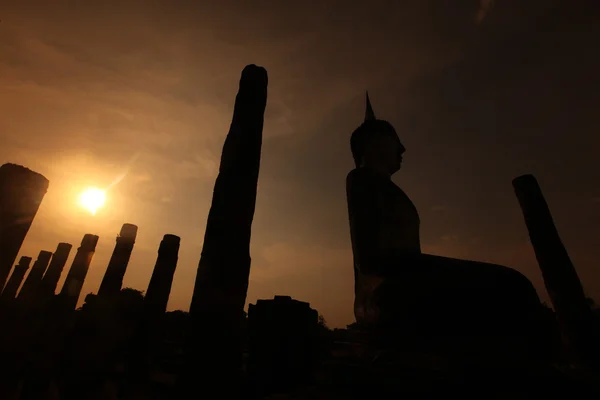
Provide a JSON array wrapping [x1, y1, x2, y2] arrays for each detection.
[[365, 91, 376, 122], [351, 90, 398, 167]]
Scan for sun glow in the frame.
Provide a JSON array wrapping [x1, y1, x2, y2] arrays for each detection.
[[79, 187, 106, 215]]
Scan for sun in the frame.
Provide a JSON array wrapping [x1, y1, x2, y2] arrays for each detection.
[[79, 187, 106, 215]]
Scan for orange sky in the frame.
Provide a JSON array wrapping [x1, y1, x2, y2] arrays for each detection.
[[1, 0, 599, 328]]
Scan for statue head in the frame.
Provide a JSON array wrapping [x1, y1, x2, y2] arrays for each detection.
[[350, 92, 405, 175]]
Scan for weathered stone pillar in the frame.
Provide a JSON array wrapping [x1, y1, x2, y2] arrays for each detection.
[[97, 223, 137, 297], [181, 64, 268, 398], [1, 256, 32, 300], [513, 174, 600, 367], [18, 250, 53, 300], [122, 235, 181, 396], [144, 234, 180, 317], [39, 243, 72, 296], [59, 234, 99, 310], [0, 164, 49, 292]]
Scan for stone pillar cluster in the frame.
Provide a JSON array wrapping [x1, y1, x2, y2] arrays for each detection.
[[40, 242, 73, 296], [0, 256, 32, 300], [18, 250, 53, 300]]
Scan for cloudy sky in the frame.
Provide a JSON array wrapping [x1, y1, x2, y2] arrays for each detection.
[[1, 0, 599, 327]]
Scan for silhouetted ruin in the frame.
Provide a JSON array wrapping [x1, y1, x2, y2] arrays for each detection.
[[0, 256, 31, 300], [39, 242, 73, 296], [0, 163, 49, 292], [59, 234, 99, 310], [2, 61, 600, 399], [18, 249, 52, 300], [248, 296, 320, 395], [144, 234, 180, 317], [98, 223, 138, 297], [513, 174, 600, 367], [183, 64, 268, 397]]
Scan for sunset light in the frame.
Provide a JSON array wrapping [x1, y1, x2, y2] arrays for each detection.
[[2, 4, 598, 387], [79, 187, 106, 215]]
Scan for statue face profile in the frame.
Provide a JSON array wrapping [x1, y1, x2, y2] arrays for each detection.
[[351, 93, 406, 175], [362, 128, 405, 175]]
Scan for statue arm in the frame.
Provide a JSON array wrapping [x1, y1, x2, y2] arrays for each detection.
[[346, 170, 388, 276]]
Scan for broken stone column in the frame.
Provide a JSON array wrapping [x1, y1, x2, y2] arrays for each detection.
[[1, 256, 32, 300], [122, 234, 181, 394], [59, 234, 99, 310], [181, 64, 268, 397], [39, 243, 73, 296], [0, 164, 49, 292], [18, 250, 53, 300], [144, 234, 180, 317], [97, 223, 138, 297], [513, 174, 600, 367]]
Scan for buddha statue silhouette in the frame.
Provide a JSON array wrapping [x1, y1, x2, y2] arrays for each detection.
[[346, 93, 543, 345]]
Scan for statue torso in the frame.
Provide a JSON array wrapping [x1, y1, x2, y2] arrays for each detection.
[[346, 168, 421, 277], [378, 175, 421, 253]]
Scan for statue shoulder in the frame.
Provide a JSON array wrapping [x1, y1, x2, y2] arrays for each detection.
[[347, 168, 373, 186], [346, 169, 386, 209], [346, 168, 384, 193]]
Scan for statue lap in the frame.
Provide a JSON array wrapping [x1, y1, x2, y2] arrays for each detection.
[[349, 257, 550, 365], [357, 255, 544, 356]]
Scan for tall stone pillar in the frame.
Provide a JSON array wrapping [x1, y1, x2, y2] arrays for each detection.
[[1, 256, 32, 300], [180, 64, 268, 398], [59, 234, 99, 310], [97, 223, 137, 297], [0, 164, 49, 292], [144, 234, 180, 317], [39, 242, 73, 296], [513, 174, 600, 367], [18, 250, 52, 300]]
